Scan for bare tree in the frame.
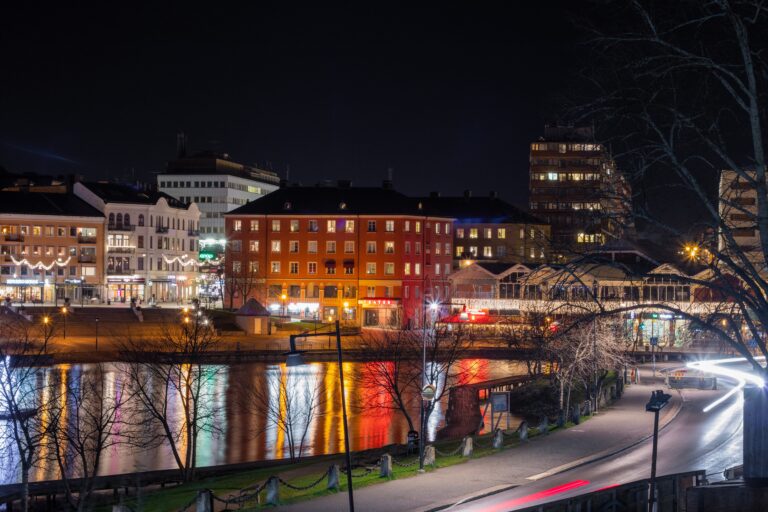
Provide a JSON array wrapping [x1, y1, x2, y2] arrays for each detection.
[[47, 363, 132, 511], [223, 261, 265, 311], [239, 365, 324, 463], [120, 312, 222, 482], [0, 318, 57, 512]]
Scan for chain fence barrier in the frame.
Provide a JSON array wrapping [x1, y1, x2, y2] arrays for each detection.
[[278, 469, 330, 491], [391, 456, 420, 468], [434, 442, 464, 457]]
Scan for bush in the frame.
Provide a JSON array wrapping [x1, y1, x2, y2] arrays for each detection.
[[509, 379, 560, 422]]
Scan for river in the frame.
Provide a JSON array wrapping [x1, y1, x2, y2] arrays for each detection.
[[0, 358, 527, 484]]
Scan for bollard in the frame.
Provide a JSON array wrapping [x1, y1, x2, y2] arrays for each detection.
[[265, 476, 280, 505], [380, 453, 393, 477], [327, 464, 340, 490], [572, 405, 580, 425], [557, 409, 566, 428], [461, 436, 473, 457], [493, 428, 504, 449], [518, 421, 528, 442], [583, 400, 592, 416], [195, 489, 213, 512], [538, 416, 548, 435], [423, 445, 436, 466]]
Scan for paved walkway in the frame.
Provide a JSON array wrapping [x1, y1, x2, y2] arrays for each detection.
[[276, 368, 682, 512]]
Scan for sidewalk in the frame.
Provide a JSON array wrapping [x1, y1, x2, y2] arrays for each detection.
[[277, 369, 682, 512]]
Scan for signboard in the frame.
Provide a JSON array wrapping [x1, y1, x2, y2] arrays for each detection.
[[6, 279, 43, 286], [649, 337, 659, 346], [199, 251, 217, 261], [490, 392, 510, 413]]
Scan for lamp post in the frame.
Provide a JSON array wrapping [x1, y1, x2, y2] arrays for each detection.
[[95, 317, 100, 351], [645, 389, 671, 512], [42, 316, 51, 353], [285, 321, 354, 511], [61, 306, 68, 339], [281, 293, 288, 317]]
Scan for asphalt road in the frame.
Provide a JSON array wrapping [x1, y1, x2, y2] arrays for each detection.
[[453, 375, 744, 511]]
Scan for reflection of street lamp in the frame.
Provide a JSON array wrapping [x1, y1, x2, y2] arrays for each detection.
[[285, 321, 354, 511], [60, 307, 68, 339], [646, 389, 671, 512]]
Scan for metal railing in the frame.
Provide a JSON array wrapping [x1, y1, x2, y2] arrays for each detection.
[[108, 224, 136, 232]]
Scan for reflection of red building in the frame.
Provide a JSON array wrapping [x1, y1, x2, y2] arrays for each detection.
[[224, 182, 454, 328]]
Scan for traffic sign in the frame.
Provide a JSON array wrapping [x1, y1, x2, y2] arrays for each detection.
[[649, 337, 659, 346]]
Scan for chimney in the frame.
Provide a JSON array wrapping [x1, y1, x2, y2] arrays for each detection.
[[429, 191, 441, 198], [464, 189, 472, 199], [176, 132, 187, 158], [382, 167, 394, 190]]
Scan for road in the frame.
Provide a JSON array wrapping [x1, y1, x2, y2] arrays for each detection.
[[453, 373, 744, 511]]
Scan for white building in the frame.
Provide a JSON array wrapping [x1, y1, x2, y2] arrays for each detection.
[[75, 182, 201, 303], [157, 151, 280, 242], [718, 169, 764, 272]]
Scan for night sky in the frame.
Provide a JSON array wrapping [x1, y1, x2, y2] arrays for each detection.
[[1, 3, 576, 209]]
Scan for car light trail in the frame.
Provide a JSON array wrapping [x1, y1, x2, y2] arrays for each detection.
[[481, 480, 590, 512], [687, 357, 765, 412]]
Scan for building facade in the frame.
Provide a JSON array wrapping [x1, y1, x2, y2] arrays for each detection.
[[0, 191, 105, 304], [718, 169, 764, 271], [529, 125, 632, 259], [75, 182, 201, 303], [418, 192, 550, 267], [157, 150, 280, 240], [224, 183, 454, 328]]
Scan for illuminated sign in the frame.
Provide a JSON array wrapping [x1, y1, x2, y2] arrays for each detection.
[[199, 251, 217, 261], [6, 279, 43, 286], [358, 299, 399, 306]]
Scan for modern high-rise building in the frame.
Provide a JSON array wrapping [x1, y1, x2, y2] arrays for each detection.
[[157, 138, 280, 243], [529, 125, 632, 260], [718, 169, 765, 271]]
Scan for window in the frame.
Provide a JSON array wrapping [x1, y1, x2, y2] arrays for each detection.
[[405, 241, 411, 254], [483, 246, 492, 257], [444, 263, 450, 276], [326, 241, 336, 253], [367, 220, 377, 232], [308, 220, 318, 232], [384, 262, 394, 275], [366, 241, 376, 254], [326, 264, 336, 275], [530, 228, 536, 239], [405, 220, 410, 232], [232, 261, 242, 273], [415, 242, 421, 254], [445, 242, 450, 254], [271, 261, 281, 273], [249, 240, 259, 252], [249, 261, 259, 273], [497, 228, 506, 239], [415, 286, 420, 299], [457, 228, 464, 238], [384, 241, 395, 254], [385, 220, 395, 232], [344, 241, 354, 253], [367, 286, 376, 297], [271, 220, 281, 232], [344, 265, 354, 275], [327, 220, 336, 233], [271, 240, 281, 252], [445, 223, 451, 235], [469, 246, 478, 256], [366, 262, 376, 275], [345, 220, 355, 233], [469, 228, 478, 239], [434, 243, 441, 255], [138, 236, 144, 249], [290, 220, 299, 232], [404, 262, 411, 275], [308, 262, 317, 274], [497, 246, 506, 257], [231, 240, 242, 252], [232, 220, 242, 232], [289, 241, 299, 253], [415, 221, 421, 233], [324, 285, 338, 298], [308, 241, 318, 254], [289, 262, 299, 274], [519, 228, 525, 239], [435, 223, 441, 234], [404, 285, 409, 299], [415, 263, 421, 275], [435, 264, 441, 275], [250, 220, 259, 231], [455, 245, 464, 257]]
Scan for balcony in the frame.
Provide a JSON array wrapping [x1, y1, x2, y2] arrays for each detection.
[[108, 246, 135, 254], [107, 268, 133, 275], [108, 224, 136, 232], [4, 233, 23, 242], [187, 228, 200, 236], [77, 235, 97, 244], [78, 255, 97, 263], [156, 226, 169, 234]]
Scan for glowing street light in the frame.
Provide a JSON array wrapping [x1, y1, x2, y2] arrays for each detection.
[[60, 306, 68, 339]]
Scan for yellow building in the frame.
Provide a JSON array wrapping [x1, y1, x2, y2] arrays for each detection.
[[0, 191, 105, 304]]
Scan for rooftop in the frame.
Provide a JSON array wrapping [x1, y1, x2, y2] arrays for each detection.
[[83, 182, 190, 209], [415, 194, 544, 224], [162, 151, 281, 184], [0, 191, 103, 218]]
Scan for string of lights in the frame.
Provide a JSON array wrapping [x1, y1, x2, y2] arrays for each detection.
[[10, 256, 73, 270]]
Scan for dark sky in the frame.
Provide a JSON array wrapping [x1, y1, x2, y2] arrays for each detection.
[[0, 2, 576, 208]]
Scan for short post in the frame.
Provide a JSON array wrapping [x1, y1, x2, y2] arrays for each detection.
[[572, 405, 581, 425], [327, 464, 340, 490], [557, 409, 566, 428], [265, 476, 280, 506], [645, 389, 671, 512], [423, 445, 436, 466], [518, 421, 528, 442], [380, 454, 393, 478], [493, 428, 504, 449], [461, 436, 473, 457], [538, 416, 549, 435], [195, 489, 213, 512]]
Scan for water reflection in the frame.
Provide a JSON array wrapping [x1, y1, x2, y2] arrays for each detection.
[[0, 359, 524, 483]]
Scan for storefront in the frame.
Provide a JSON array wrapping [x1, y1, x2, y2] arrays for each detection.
[[108, 276, 146, 303], [625, 312, 690, 348], [0, 278, 45, 303], [359, 298, 402, 328]]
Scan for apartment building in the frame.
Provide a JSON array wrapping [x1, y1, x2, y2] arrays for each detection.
[[224, 182, 454, 328], [529, 125, 632, 259], [75, 182, 201, 303], [0, 191, 105, 303], [417, 192, 550, 267]]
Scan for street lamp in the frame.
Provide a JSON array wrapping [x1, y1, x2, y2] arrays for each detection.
[[285, 321, 354, 512], [645, 389, 671, 512], [60, 306, 68, 339], [281, 293, 288, 316], [42, 316, 51, 353]]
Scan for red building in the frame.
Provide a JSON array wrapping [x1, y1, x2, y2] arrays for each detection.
[[224, 182, 454, 328]]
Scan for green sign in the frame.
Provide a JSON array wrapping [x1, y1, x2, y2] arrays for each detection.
[[199, 251, 216, 261]]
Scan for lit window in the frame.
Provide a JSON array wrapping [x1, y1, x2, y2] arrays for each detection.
[[435, 223, 441, 234], [404, 221, 411, 232], [483, 246, 492, 257], [457, 228, 464, 239], [404, 262, 411, 275], [233, 220, 242, 232], [289, 262, 299, 274], [548, 172, 558, 180], [327, 220, 336, 233], [435, 264, 441, 275], [366, 262, 376, 275], [484, 228, 492, 238], [345, 220, 355, 233], [308, 241, 318, 254], [249, 220, 259, 231], [308, 262, 317, 274], [271, 261, 280, 273], [289, 241, 299, 253], [384, 263, 394, 275], [415, 263, 421, 275], [271, 241, 281, 253], [344, 241, 354, 253], [326, 241, 336, 253], [455, 246, 464, 257], [232, 261, 242, 273], [249, 261, 259, 273], [290, 220, 299, 232], [445, 223, 451, 235], [415, 222, 421, 233], [469, 246, 478, 256], [366, 241, 376, 254], [385, 220, 395, 232], [271, 220, 280, 232], [384, 241, 395, 254], [469, 228, 478, 239], [497, 228, 506, 239]]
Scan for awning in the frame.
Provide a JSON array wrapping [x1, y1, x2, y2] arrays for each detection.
[[343, 259, 355, 267], [325, 259, 337, 266]]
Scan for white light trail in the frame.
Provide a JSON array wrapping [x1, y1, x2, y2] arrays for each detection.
[[687, 356, 765, 413]]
